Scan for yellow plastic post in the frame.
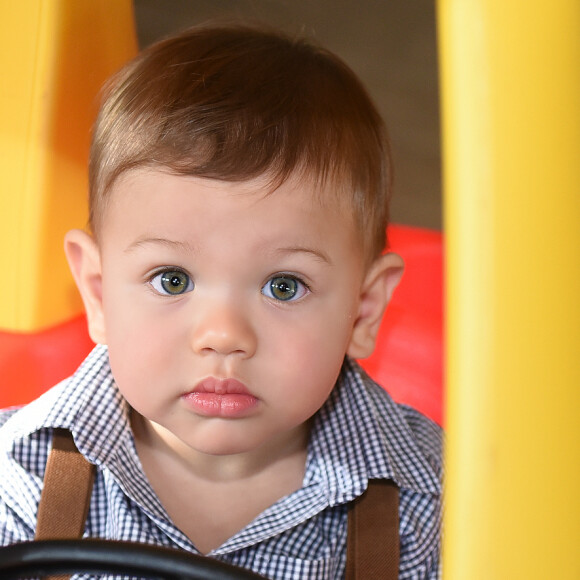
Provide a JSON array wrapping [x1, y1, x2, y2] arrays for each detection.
[[0, 0, 137, 331], [438, 1, 580, 578]]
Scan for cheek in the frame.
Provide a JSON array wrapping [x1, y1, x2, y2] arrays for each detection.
[[102, 272, 177, 350], [264, 307, 355, 401], [102, 293, 180, 400]]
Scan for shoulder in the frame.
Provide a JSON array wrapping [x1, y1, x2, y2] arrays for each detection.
[[0, 410, 52, 544], [0, 375, 71, 451], [340, 358, 443, 482], [316, 359, 442, 500], [335, 360, 443, 577], [0, 376, 75, 498], [364, 394, 443, 578], [0, 346, 122, 544], [0, 407, 20, 430], [397, 403, 443, 479]]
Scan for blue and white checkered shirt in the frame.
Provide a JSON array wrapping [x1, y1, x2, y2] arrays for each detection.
[[0, 345, 442, 579]]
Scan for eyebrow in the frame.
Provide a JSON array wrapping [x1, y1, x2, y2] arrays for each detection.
[[124, 237, 196, 254], [124, 238, 331, 264], [273, 246, 332, 265]]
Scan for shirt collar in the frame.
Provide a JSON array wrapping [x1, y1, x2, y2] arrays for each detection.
[[306, 357, 441, 504], [26, 345, 131, 464], [2, 345, 169, 518]]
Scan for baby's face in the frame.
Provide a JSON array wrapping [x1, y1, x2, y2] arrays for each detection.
[[95, 168, 367, 458]]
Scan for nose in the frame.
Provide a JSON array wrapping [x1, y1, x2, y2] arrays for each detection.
[[190, 298, 257, 359]]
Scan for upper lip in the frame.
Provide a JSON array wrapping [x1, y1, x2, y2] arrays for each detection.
[[189, 377, 251, 395]]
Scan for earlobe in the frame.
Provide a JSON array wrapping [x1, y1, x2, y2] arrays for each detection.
[[347, 252, 404, 359], [64, 229, 106, 344]]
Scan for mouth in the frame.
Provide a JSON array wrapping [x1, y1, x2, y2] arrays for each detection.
[[181, 377, 259, 418]]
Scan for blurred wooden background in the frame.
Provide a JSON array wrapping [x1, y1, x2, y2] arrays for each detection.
[[134, 0, 442, 230]]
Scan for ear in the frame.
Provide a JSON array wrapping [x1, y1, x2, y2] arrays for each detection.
[[64, 229, 106, 344], [347, 252, 404, 359]]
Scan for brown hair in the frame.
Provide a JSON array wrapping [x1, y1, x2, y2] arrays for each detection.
[[89, 23, 392, 260]]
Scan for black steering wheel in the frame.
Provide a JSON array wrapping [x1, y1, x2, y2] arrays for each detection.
[[0, 539, 267, 579]]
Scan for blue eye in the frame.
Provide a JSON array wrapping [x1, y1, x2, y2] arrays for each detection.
[[262, 276, 308, 302], [150, 270, 194, 296]]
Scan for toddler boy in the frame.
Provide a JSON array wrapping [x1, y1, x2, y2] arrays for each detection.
[[0, 24, 442, 578]]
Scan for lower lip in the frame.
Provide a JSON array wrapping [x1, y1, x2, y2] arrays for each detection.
[[181, 392, 259, 418]]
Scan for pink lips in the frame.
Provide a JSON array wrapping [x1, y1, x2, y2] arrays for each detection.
[[182, 378, 258, 418]]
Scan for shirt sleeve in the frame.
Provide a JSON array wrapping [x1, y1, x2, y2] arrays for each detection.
[[0, 422, 49, 546], [0, 498, 35, 545]]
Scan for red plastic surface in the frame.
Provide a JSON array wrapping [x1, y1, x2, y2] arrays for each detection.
[[0, 314, 93, 409], [0, 225, 443, 424], [359, 225, 444, 425]]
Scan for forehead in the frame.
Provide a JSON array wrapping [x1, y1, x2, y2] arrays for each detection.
[[99, 169, 363, 257]]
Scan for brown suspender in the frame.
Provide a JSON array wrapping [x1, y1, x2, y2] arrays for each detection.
[[36, 429, 399, 579], [35, 429, 96, 541], [35, 428, 96, 580], [346, 479, 400, 579]]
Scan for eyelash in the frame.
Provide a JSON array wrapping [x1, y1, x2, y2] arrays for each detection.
[[147, 268, 311, 302]]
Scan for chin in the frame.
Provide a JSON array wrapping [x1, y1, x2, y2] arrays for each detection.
[[189, 434, 258, 457], [197, 443, 254, 457]]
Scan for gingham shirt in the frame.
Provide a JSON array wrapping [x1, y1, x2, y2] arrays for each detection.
[[0, 345, 442, 579]]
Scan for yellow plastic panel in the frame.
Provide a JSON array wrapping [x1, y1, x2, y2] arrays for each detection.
[[439, 1, 580, 578], [0, 0, 137, 331]]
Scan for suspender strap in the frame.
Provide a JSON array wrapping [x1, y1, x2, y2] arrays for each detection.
[[35, 428, 95, 580], [346, 479, 400, 579]]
